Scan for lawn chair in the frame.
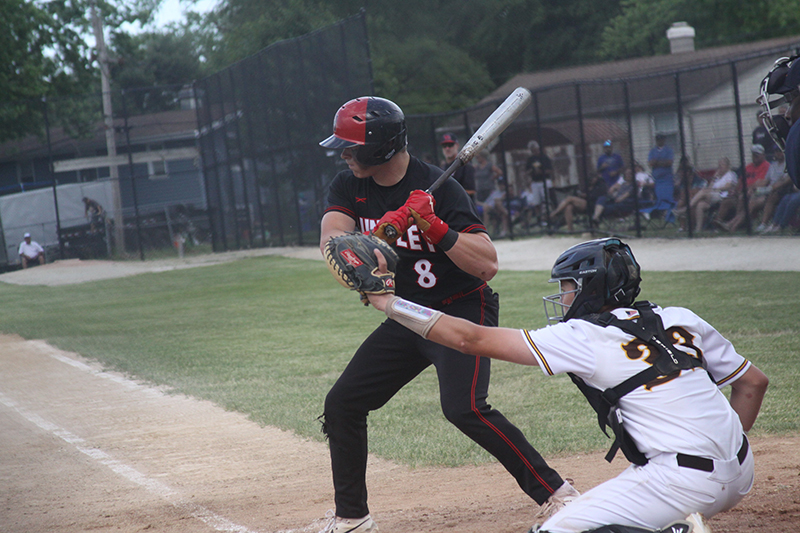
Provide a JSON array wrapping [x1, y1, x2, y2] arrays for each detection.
[[640, 179, 677, 227]]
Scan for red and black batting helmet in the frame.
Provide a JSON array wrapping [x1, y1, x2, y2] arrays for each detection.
[[319, 97, 407, 166]]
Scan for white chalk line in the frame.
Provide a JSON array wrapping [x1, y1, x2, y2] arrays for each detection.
[[0, 342, 328, 533]]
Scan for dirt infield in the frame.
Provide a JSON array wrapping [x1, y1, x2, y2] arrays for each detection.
[[1, 236, 799, 533]]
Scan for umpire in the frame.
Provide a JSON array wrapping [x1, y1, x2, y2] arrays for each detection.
[[317, 96, 574, 533]]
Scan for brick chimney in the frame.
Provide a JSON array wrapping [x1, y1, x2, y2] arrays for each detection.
[[667, 22, 695, 54]]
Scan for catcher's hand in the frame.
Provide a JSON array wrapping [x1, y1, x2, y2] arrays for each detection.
[[324, 232, 399, 305]]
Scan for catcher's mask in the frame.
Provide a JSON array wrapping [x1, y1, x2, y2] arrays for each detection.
[[319, 96, 408, 167], [543, 238, 641, 324], [757, 55, 800, 152]]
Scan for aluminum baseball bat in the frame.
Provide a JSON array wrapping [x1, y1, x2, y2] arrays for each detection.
[[382, 87, 532, 240]]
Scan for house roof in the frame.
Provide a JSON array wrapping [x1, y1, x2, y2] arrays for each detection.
[[482, 35, 800, 103], [0, 109, 198, 162]]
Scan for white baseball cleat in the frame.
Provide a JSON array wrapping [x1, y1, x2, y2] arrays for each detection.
[[319, 510, 379, 533], [684, 512, 713, 533], [528, 479, 580, 532]]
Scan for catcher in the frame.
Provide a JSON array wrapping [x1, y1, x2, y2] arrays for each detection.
[[363, 237, 768, 533], [318, 96, 575, 533]]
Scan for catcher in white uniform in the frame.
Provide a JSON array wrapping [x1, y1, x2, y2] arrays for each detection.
[[365, 237, 768, 533]]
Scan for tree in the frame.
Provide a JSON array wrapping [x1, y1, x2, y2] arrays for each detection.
[[600, 0, 800, 60], [0, 0, 165, 142]]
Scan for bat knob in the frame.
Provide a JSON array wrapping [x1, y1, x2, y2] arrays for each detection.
[[384, 225, 398, 239]]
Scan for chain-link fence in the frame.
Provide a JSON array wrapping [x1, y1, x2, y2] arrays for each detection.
[[194, 10, 373, 251], [1, 22, 797, 269], [0, 11, 372, 267], [406, 47, 799, 240]]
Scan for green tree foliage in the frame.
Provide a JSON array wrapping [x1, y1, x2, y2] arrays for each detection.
[[600, 0, 800, 60], [109, 30, 205, 113]]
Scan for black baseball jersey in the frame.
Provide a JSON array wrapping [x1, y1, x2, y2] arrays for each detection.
[[325, 156, 488, 307]]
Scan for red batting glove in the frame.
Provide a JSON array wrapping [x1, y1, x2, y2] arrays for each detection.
[[372, 206, 412, 243], [405, 190, 435, 218], [404, 190, 458, 249]]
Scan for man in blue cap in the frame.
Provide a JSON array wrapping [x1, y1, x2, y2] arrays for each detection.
[[596, 140, 624, 189]]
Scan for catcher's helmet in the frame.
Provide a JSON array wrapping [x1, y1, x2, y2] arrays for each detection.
[[757, 55, 800, 152], [319, 96, 407, 166], [543, 238, 641, 324]]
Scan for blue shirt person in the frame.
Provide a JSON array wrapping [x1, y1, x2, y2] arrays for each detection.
[[596, 140, 624, 188]]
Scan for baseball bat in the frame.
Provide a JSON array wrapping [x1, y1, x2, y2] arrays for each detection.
[[382, 87, 532, 240]]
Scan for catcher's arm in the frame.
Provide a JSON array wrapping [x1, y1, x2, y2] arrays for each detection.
[[729, 365, 768, 432], [367, 252, 531, 364]]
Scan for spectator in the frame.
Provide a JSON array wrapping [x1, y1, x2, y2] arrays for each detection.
[[752, 111, 779, 161], [481, 178, 511, 237], [756, 153, 794, 232], [548, 173, 607, 233], [648, 133, 675, 202], [684, 157, 738, 233], [596, 139, 624, 189], [761, 185, 800, 233], [525, 140, 554, 219], [18, 232, 45, 268], [473, 150, 502, 206], [674, 156, 705, 214], [592, 167, 636, 222], [83, 197, 105, 232], [716, 145, 770, 231], [634, 161, 655, 204], [440, 133, 477, 201]]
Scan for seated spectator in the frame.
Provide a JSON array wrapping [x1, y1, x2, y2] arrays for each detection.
[[674, 156, 705, 212], [473, 151, 502, 206], [592, 167, 636, 223], [548, 173, 607, 233], [19, 232, 45, 268], [518, 176, 549, 228], [634, 161, 655, 204], [754, 151, 793, 232], [480, 178, 511, 237], [681, 157, 738, 232], [724, 146, 785, 232], [714, 145, 770, 229], [760, 185, 800, 233]]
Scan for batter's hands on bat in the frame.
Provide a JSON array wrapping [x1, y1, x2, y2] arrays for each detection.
[[372, 206, 412, 244], [404, 190, 452, 247]]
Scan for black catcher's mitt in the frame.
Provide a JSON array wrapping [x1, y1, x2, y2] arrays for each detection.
[[324, 232, 399, 305]]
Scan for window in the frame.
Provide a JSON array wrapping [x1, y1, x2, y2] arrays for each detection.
[[652, 112, 679, 148]]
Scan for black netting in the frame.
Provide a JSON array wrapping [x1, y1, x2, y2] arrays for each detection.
[[195, 11, 372, 250]]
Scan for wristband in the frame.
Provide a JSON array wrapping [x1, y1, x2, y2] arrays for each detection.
[[438, 228, 459, 251], [385, 296, 443, 339]]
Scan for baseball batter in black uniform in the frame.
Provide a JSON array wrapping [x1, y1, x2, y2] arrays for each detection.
[[317, 96, 574, 533]]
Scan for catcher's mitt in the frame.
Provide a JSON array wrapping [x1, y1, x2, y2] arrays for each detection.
[[324, 232, 399, 305]]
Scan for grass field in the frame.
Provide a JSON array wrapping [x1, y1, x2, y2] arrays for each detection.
[[1, 255, 797, 467]]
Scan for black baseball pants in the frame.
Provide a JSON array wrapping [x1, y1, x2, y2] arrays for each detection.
[[321, 286, 564, 518]]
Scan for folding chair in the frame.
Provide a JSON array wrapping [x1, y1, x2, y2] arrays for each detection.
[[640, 179, 677, 227]]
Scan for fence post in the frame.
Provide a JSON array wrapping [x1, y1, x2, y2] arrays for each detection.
[[42, 97, 64, 259], [623, 82, 642, 237], [533, 91, 552, 232], [193, 82, 221, 252], [121, 89, 145, 260], [227, 68, 254, 248], [675, 73, 692, 237], [731, 61, 752, 235]]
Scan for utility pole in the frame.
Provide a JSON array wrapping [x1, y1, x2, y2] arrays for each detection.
[[90, 1, 125, 254]]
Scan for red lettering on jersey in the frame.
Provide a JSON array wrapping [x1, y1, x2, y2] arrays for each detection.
[[341, 249, 363, 267]]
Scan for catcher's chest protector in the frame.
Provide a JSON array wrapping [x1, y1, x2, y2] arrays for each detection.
[[570, 301, 707, 465]]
